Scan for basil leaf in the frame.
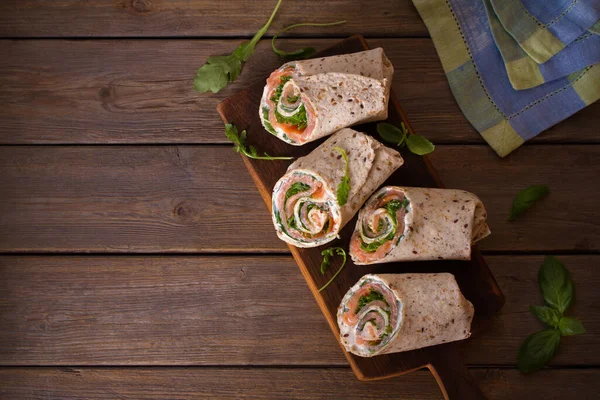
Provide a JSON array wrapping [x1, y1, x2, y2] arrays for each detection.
[[508, 184, 550, 221], [529, 305, 561, 328], [406, 134, 435, 155], [518, 329, 561, 373], [333, 147, 350, 206], [558, 317, 585, 336], [377, 123, 406, 146], [539, 256, 573, 314]]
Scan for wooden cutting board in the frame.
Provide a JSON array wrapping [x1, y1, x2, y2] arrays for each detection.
[[218, 35, 505, 400]]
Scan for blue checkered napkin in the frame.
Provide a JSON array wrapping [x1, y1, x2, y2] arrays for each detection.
[[489, 0, 600, 63], [412, 0, 600, 157], [486, 0, 600, 90]]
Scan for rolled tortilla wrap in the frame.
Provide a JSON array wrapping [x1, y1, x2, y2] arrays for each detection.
[[350, 187, 490, 264], [260, 48, 393, 145], [338, 273, 474, 357], [272, 128, 403, 248]]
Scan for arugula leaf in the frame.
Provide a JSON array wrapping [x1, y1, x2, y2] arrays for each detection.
[[355, 289, 388, 314], [285, 182, 311, 202], [270, 76, 292, 103], [377, 122, 407, 146], [224, 123, 293, 161], [194, 0, 283, 93], [376, 122, 434, 156], [272, 21, 346, 59], [539, 256, 573, 314], [318, 247, 347, 292], [529, 305, 561, 328], [274, 104, 308, 129], [508, 184, 550, 221], [333, 147, 350, 206], [406, 134, 435, 155], [518, 329, 561, 373], [558, 317, 585, 336]]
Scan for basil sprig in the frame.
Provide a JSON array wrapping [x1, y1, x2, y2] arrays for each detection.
[[518, 256, 585, 373], [376, 122, 434, 156], [508, 184, 550, 221]]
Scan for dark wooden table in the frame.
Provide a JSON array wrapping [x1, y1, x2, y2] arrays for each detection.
[[0, 1, 598, 399]]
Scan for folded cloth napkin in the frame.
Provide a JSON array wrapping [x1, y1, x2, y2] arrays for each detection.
[[489, 0, 600, 63], [485, 0, 600, 90], [412, 0, 600, 157]]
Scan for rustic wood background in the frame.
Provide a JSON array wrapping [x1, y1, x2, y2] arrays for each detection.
[[0, 1, 598, 398]]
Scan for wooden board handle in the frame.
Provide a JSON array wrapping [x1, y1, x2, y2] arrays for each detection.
[[428, 344, 486, 400]]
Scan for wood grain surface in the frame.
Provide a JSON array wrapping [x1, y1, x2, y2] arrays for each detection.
[[0, 368, 598, 400], [1, 0, 598, 396], [0, 145, 597, 253], [1, 39, 598, 145], [1, 255, 595, 366], [0, 1, 426, 38]]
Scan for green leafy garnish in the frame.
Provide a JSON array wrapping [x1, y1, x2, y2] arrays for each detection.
[[194, 0, 283, 93], [333, 147, 350, 206], [518, 256, 584, 373], [360, 198, 409, 252], [377, 123, 407, 146], [355, 289, 388, 314], [318, 247, 347, 292], [285, 182, 311, 202], [274, 105, 308, 129], [539, 255, 573, 314], [262, 107, 278, 136], [270, 76, 292, 103], [508, 184, 550, 221], [558, 317, 586, 336], [377, 122, 434, 156], [518, 329, 561, 374], [360, 232, 395, 253], [224, 123, 293, 161], [406, 135, 435, 155], [272, 21, 346, 59], [529, 305, 561, 328]]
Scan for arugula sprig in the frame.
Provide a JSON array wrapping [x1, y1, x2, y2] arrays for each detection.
[[318, 247, 347, 292], [508, 184, 550, 221], [224, 123, 293, 161], [518, 256, 585, 373], [272, 21, 346, 59], [333, 147, 351, 206], [194, 0, 283, 93], [376, 122, 434, 155]]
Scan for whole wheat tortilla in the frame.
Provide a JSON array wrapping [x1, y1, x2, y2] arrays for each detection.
[[260, 48, 393, 145], [351, 187, 490, 264], [271, 128, 403, 248], [338, 273, 474, 357]]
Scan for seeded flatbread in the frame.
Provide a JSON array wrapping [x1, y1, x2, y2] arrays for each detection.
[[338, 273, 474, 357]]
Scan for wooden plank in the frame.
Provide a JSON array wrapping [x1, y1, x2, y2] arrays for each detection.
[[0, 1, 427, 38], [0, 145, 597, 253], [0, 255, 596, 366], [0, 367, 597, 399], [1, 39, 598, 145]]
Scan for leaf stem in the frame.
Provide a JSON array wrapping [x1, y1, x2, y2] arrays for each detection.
[[272, 21, 347, 57], [318, 249, 347, 292]]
